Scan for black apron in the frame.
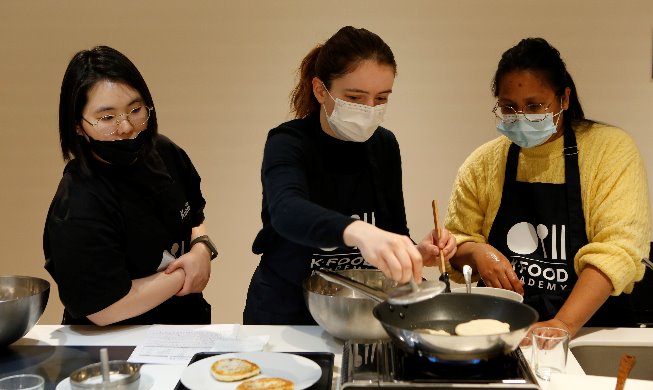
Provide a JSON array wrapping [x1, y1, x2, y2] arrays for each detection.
[[486, 129, 634, 326]]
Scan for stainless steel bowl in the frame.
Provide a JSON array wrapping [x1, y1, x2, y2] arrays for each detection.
[[70, 361, 141, 390], [0, 275, 50, 347], [303, 269, 394, 340]]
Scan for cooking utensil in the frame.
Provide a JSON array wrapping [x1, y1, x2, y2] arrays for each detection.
[[615, 353, 636, 390], [315, 269, 445, 306], [303, 269, 392, 340], [373, 293, 538, 360], [100, 348, 110, 383], [0, 275, 50, 347], [463, 264, 472, 293], [432, 200, 451, 292]]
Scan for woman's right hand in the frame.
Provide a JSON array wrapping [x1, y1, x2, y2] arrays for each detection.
[[467, 243, 524, 295], [343, 220, 422, 284]]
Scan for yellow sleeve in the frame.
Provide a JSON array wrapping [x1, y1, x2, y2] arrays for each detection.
[[444, 137, 509, 283], [443, 124, 651, 293], [575, 124, 650, 294]]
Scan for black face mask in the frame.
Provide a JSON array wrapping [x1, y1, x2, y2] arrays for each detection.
[[88, 135, 144, 166]]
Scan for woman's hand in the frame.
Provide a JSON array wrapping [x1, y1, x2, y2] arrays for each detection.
[[343, 220, 423, 284], [474, 244, 523, 295], [417, 228, 457, 268], [454, 242, 523, 295], [164, 246, 211, 296]]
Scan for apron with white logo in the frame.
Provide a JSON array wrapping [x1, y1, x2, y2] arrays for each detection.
[[486, 129, 633, 325]]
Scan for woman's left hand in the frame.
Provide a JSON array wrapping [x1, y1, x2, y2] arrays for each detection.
[[417, 228, 457, 268], [164, 249, 211, 296]]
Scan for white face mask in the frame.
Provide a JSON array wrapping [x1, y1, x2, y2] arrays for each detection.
[[322, 84, 386, 142]]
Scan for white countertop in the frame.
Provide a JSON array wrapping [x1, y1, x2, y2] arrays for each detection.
[[15, 325, 653, 390]]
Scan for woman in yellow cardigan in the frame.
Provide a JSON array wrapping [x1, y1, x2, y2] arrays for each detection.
[[444, 37, 650, 338]]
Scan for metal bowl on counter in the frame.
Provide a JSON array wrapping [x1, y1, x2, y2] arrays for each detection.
[[69, 361, 141, 390], [0, 275, 50, 347], [303, 269, 395, 340]]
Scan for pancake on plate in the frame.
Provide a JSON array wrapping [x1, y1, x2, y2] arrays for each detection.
[[236, 377, 294, 390], [211, 358, 261, 382]]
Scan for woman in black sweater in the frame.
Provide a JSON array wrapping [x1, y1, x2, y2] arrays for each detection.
[[244, 26, 456, 325]]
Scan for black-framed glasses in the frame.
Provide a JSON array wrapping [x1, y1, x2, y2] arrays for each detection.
[[82, 105, 153, 136], [492, 101, 555, 123]]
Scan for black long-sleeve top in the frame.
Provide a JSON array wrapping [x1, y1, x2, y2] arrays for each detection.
[[252, 114, 410, 288]]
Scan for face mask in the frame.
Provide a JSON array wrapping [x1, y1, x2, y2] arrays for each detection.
[[322, 84, 386, 142], [87, 133, 144, 166], [496, 110, 562, 148]]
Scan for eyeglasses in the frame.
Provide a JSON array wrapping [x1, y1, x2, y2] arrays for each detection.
[[492, 101, 555, 123], [82, 105, 153, 135]]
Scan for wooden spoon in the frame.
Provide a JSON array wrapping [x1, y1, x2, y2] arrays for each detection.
[[615, 353, 636, 390]]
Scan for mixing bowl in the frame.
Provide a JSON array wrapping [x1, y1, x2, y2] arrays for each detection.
[[0, 275, 50, 347], [303, 269, 394, 340]]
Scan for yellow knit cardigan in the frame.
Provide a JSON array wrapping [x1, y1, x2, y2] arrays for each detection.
[[444, 122, 650, 295]]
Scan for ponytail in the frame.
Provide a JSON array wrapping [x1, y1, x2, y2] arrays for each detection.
[[290, 45, 322, 119]]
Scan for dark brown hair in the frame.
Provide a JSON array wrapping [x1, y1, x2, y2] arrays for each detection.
[[290, 26, 396, 118]]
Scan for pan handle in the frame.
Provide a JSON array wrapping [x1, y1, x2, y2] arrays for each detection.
[[315, 269, 388, 303]]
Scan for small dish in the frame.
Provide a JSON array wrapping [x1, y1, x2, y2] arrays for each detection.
[[56, 374, 153, 390]]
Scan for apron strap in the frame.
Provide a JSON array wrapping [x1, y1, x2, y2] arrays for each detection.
[[563, 129, 587, 257]]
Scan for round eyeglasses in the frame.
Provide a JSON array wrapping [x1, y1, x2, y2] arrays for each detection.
[[492, 101, 554, 124], [82, 105, 153, 136]]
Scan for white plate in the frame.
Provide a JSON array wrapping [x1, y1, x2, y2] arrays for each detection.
[[180, 352, 322, 390], [56, 373, 153, 390]]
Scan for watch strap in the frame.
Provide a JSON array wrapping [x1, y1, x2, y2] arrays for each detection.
[[190, 235, 218, 260]]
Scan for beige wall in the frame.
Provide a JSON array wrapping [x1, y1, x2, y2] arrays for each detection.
[[1, 1, 651, 325]]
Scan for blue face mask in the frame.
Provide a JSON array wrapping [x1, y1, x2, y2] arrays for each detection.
[[496, 110, 562, 148]]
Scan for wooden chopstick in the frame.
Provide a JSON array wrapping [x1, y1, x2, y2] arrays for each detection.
[[431, 200, 446, 273]]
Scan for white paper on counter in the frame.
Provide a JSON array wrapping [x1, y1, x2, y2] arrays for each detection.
[[548, 373, 653, 390], [127, 324, 269, 364]]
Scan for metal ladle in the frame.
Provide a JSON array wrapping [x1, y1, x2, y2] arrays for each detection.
[[463, 265, 472, 293], [316, 269, 445, 305]]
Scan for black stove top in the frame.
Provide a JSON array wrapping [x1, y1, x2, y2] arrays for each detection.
[[341, 340, 540, 389]]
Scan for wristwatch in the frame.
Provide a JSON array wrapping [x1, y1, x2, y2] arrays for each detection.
[[190, 235, 218, 260]]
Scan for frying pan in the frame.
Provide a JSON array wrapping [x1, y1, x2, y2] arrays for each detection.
[[374, 293, 538, 360], [315, 269, 538, 361]]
